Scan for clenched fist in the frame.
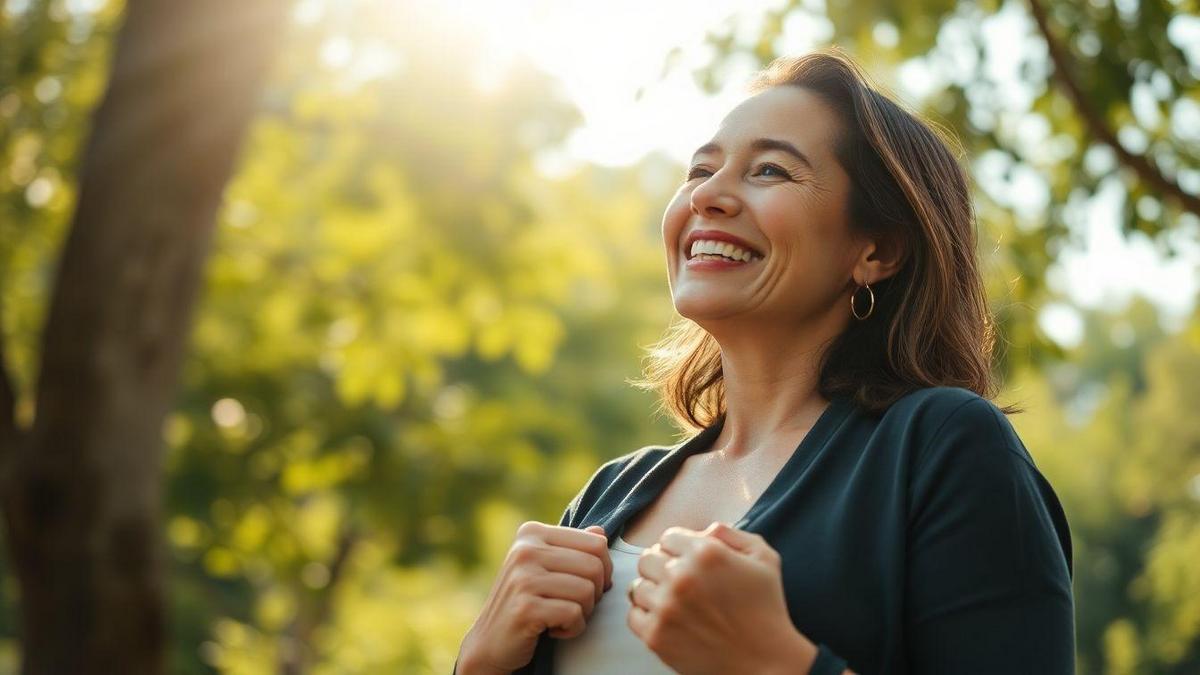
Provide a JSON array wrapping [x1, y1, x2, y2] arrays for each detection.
[[626, 521, 818, 675], [456, 521, 613, 675]]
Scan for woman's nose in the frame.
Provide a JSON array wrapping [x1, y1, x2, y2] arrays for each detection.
[[689, 174, 742, 218]]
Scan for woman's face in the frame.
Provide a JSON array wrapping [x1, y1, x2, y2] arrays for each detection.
[[662, 85, 863, 330]]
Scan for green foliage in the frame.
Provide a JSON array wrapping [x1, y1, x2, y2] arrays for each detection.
[[1005, 302, 1200, 674]]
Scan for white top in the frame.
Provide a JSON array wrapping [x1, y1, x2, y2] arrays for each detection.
[[552, 535, 678, 674]]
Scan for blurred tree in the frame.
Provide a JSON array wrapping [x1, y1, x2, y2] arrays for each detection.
[[1005, 298, 1200, 674], [0, 0, 289, 672], [0, 0, 128, 664]]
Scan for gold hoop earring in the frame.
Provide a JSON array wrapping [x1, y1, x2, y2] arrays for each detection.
[[851, 283, 874, 320]]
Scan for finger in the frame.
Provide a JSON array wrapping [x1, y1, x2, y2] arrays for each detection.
[[530, 570, 598, 617], [707, 522, 780, 566], [706, 521, 757, 553], [635, 543, 673, 584], [583, 525, 614, 590], [541, 597, 587, 640], [627, 575, 661, 613], [661, 528, 732, 570], [543, 525, 612, 591], [657, 525, 710, 558], [626, 603, 653, 645], [537, 546, 608, 604]]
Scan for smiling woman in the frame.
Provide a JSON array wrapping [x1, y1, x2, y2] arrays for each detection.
[[644, 52, 999, 428], [455, 47, 1074, 675]]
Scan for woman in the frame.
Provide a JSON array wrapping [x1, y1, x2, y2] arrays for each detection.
[[455, 48, 1075, 675]]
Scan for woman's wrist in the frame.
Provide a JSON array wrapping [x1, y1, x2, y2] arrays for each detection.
[[454, 651, 510, 675], [454, 632, 510, 675], [760, 624, 818, 675]]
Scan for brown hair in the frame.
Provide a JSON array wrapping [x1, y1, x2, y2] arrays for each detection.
[[635, 47, 1013, 432]]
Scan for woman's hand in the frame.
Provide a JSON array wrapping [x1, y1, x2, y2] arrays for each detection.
[[626, 521, 817, 675], [457, 522, 613, 675]]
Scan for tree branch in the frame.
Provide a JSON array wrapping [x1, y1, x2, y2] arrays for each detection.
[[0, 332, 15, 445], [279, 527, 360, 675], [0, 301, 24, 493], [1027, 0, 1200, 218]]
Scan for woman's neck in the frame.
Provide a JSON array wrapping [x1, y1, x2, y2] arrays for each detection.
[[705, 315, 844, 459]]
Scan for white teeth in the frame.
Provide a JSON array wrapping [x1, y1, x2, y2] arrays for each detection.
[[688, 238, 757, 261]]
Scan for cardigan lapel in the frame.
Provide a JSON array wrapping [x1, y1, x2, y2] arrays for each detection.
[[580, 417, 725, 539]]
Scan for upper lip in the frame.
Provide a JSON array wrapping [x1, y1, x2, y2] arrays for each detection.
[[683, 229, 764, 259]]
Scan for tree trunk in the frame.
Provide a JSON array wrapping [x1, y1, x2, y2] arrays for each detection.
[[0, 1, 289, 672]]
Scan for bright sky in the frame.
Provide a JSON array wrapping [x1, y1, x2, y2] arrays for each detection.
[[313, 0, 1200, 346], [434, 0, 788, 166]]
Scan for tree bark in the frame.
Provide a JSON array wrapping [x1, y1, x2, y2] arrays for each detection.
[[0, 1, 289, 672]]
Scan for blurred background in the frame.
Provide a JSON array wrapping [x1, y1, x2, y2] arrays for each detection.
[[1, 0, 1198, 673]]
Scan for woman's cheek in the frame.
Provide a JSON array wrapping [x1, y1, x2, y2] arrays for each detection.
[[661, 195, 689, 253]]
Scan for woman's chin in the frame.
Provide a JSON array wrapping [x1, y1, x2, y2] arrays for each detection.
[[672, 296, 744, 323]]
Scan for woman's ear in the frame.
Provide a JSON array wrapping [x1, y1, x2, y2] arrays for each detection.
[[855, 234, 905, 284]]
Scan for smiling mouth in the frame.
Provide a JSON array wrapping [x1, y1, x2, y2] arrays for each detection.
[[685, 238, 764, 263]]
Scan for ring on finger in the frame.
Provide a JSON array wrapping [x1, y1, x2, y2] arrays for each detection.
[[627, 576, 643, 605]]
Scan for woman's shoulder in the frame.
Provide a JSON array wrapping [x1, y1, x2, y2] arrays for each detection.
[[882, 385, 1010, 431], [892, 388, 1074, 576], [880, 385, 1032, 467], [885, 384, 995, 419]]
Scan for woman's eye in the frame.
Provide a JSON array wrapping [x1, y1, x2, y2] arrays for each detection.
[[684, 163, 791, 181], [756, 163, 789, 178]]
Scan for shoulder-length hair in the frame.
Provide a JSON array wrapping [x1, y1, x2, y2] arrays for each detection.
[[635, 47, 1014, 432]]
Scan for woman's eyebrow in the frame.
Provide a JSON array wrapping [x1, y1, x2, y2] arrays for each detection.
[[690, 138, 813, 170]]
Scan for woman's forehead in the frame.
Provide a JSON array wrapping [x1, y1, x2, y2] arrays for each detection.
[[702, 86, 839, 164]]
